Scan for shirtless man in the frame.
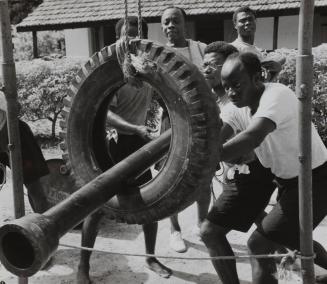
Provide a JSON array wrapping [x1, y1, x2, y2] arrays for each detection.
[[231, 6, 284, 81], [76, 17, 172, 284], [160, 6, 211, 253]]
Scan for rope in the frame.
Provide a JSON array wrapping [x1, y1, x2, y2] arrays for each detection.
[[137, 0, 143, 39], [59, 242, 305, 261]]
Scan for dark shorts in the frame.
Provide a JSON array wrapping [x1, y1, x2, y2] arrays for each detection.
[[207, 159, 276, 232], [108, 134, 152, 186], [0, 120, 49, 185], [256, 161, 327, 250]]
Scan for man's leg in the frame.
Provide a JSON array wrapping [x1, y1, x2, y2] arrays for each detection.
[[314, 241, 327, 283], [201, 220, 240, 284], [77, 210, 104, 284], [26, 179, 50, 213], [247, 231, 278, 284], [143, 222, 172, 278], [196, 184, 211, 228], [169, 214, 186, 253]]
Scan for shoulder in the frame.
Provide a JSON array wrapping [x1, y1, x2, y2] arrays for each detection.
[[262, 83, 295, 102], [254, 83, 296, 124], [188, 39, 207, 51]]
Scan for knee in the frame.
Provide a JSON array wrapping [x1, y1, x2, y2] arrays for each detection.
[[200, 220, 227, 245], [247, 231, 270, 254]]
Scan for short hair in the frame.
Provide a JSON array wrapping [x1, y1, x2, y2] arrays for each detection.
[[204, 41, 238, 60], [226, 52, 262, 77], [232, 6, 256, 24], [161, 6, 187, 21], [115, 16, 148, 38]]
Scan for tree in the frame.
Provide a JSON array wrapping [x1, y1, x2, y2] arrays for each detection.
[[9, 0, 42, 25], [17, 58, 82, 138]]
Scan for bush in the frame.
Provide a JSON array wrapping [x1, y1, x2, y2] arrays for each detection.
[[271, 45, 327, 145], [16, 57, 84, 138]]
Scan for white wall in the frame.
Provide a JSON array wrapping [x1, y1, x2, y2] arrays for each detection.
[[255, 17, 274, 50], [278, 15, 299, 48], [148, 23, 166, 44], [65, 28, 93, 58]]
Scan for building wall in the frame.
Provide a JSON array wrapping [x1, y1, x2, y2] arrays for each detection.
[[65, 28, 93, 58], [255, 17, 274, 49], [278, 15, 298, 48], [64, 12, 326, 58]]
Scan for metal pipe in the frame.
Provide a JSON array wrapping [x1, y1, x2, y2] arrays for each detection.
[[296, 0, 315, 283], [0, 129, 171, 277]]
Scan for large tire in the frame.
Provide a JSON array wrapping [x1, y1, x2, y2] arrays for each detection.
[[60, 39, 221, 224]]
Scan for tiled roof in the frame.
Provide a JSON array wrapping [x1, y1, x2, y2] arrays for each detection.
[[17, 0, 327, 31]]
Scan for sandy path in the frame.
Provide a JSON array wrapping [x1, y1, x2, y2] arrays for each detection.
[[0, 150, 326, 283]]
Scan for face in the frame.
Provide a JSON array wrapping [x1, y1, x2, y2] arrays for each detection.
[[221, 59, 258, 108], [202, 52, 225, 89], [161, 8, 186, 43], [119, 24, 138, 38], [234, 11, 256, 37]]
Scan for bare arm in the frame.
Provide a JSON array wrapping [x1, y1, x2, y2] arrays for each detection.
[[107, 111, 155, 141], [220, 122, 235, 144], [221, 117, 276, 162]]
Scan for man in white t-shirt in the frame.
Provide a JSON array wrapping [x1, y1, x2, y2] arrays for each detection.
[[160, 6, 211, 253], [220, 52, 327, 284], [200, 41, 279, 284]]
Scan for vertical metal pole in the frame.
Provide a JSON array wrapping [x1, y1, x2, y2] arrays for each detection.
[[296, 0, 315, 283], [0, 1, 27, 283]]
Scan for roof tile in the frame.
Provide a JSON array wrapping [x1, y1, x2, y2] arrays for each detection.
[[17, 0, 327, 30]]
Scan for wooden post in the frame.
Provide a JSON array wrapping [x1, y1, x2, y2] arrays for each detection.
[[0, 0, 27, 283], [296, 0, 315, 283], [32, 31, 38, 58], [273, 16, 279, 50]]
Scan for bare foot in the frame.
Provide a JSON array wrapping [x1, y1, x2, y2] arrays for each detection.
[[77, 267, 92, 284], [145, 257, 172, 278], [316, 274, 327, 283]]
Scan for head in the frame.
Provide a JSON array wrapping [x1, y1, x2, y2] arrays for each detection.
[[202, 41, 238, 90], [221, 52, 262, 108], [115, 16, 148, 39], [232, 6, 256, 38], [161, 6, 187, 44]]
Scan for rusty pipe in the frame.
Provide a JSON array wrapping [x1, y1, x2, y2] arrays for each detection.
[[0, 129, 171, 277]]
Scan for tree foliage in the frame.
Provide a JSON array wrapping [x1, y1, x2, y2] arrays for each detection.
[[9, 0, 43, 25], [12, 28, 65, 61], [16, 58, 83, 138], [272, 45, 327, 145]]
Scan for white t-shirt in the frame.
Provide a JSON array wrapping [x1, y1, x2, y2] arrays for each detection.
[[221, 83, 327, 178]]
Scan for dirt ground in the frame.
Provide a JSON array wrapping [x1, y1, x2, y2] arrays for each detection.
[[0, 149, 326, 284]]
